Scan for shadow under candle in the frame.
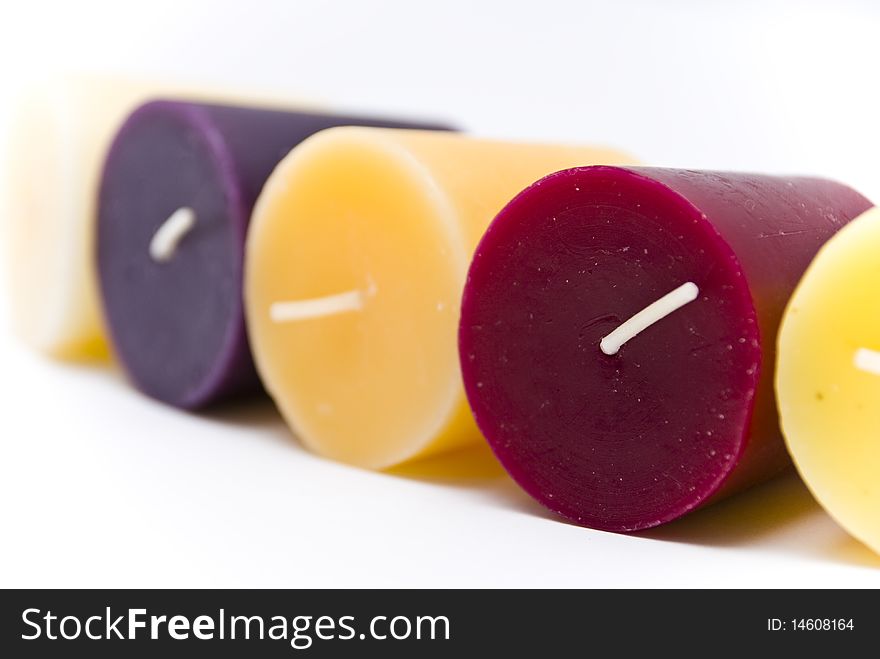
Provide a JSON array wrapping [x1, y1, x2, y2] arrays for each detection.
[[387, 443, 564, 523], [391, 439, 880, 568], [639, 471, 880, 570], [387, 442, 507, 482], [198, 395, 281, 430], [192, 395, 323, 458]]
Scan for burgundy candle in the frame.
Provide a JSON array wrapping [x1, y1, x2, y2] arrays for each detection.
[[459, 166, 871, 531], [98, 100, 448, 408]]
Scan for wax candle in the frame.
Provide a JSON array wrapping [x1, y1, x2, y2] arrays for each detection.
[[244, 128, 632, 468], [2, 77, 157, 359], [98, 102, 447, 409], [459, 166, 871, 532], [777, 206, 880, 554]]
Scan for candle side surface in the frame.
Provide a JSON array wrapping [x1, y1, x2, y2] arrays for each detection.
[[639, 169, 873, 499]]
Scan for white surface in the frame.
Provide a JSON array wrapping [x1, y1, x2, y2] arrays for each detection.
[[1, 326, 879, 588], [2, 0, 880, 587]]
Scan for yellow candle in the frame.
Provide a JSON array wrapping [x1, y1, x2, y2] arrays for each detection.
[[244, 127, 633, 469], [777, 205, 880, 555], [2, 75, 308, 360]]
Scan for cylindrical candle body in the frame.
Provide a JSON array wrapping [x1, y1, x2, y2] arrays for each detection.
[[777, 206, 880, 555], [98, 101, 447, 409], [244, 128, 633, 468], [3, 77, 159, 359], [459, 166, 871, 531]]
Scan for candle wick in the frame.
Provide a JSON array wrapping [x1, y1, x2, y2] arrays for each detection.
[[854, 347, 880, 375], [149, 207, 196, 263], [270, 288, 370, 323], [599, 282, 699, 356]]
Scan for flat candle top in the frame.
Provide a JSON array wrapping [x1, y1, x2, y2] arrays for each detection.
[[244, 128, 467, 468], [98, 102, 247, 408]]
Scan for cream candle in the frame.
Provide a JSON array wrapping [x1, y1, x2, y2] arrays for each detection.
[[3, 76, 148, 359], [244, 127, 632, 469], [777, 205, 880, 555]]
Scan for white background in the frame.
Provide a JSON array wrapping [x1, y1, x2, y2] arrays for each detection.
[[1, 0, 879, 587]]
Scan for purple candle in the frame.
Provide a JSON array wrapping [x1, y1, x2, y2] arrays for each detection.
[[98, 100, 448, 408], [459, 166, 871, 531]]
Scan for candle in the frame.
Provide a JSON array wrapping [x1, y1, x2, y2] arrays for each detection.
[[244, 128, 633, 468], [777, 206, 880, 554], [2, 76, 159, 359], [97, 101, 447, 409], [459, 166, 871, 532]]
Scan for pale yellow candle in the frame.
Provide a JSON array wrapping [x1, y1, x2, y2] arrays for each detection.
[[2, 75, 310, 360], [245, 127, 633, 469], [777, 205, 880, 555]]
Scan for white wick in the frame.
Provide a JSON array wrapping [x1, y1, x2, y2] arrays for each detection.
[[149, 207, 196, 262], [600, 282, 699, 356], [270, 290, 366, 323], [854, 347, 880, 375]]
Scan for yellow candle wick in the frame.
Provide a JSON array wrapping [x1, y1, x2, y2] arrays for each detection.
[[853, 347, 880, 375], [269, 287, 373, 323], [600, 281, 699, 356], [149, 206, 196, 263]]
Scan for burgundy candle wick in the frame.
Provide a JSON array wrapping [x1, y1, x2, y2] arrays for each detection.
[[599, 281, 700, 356]]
